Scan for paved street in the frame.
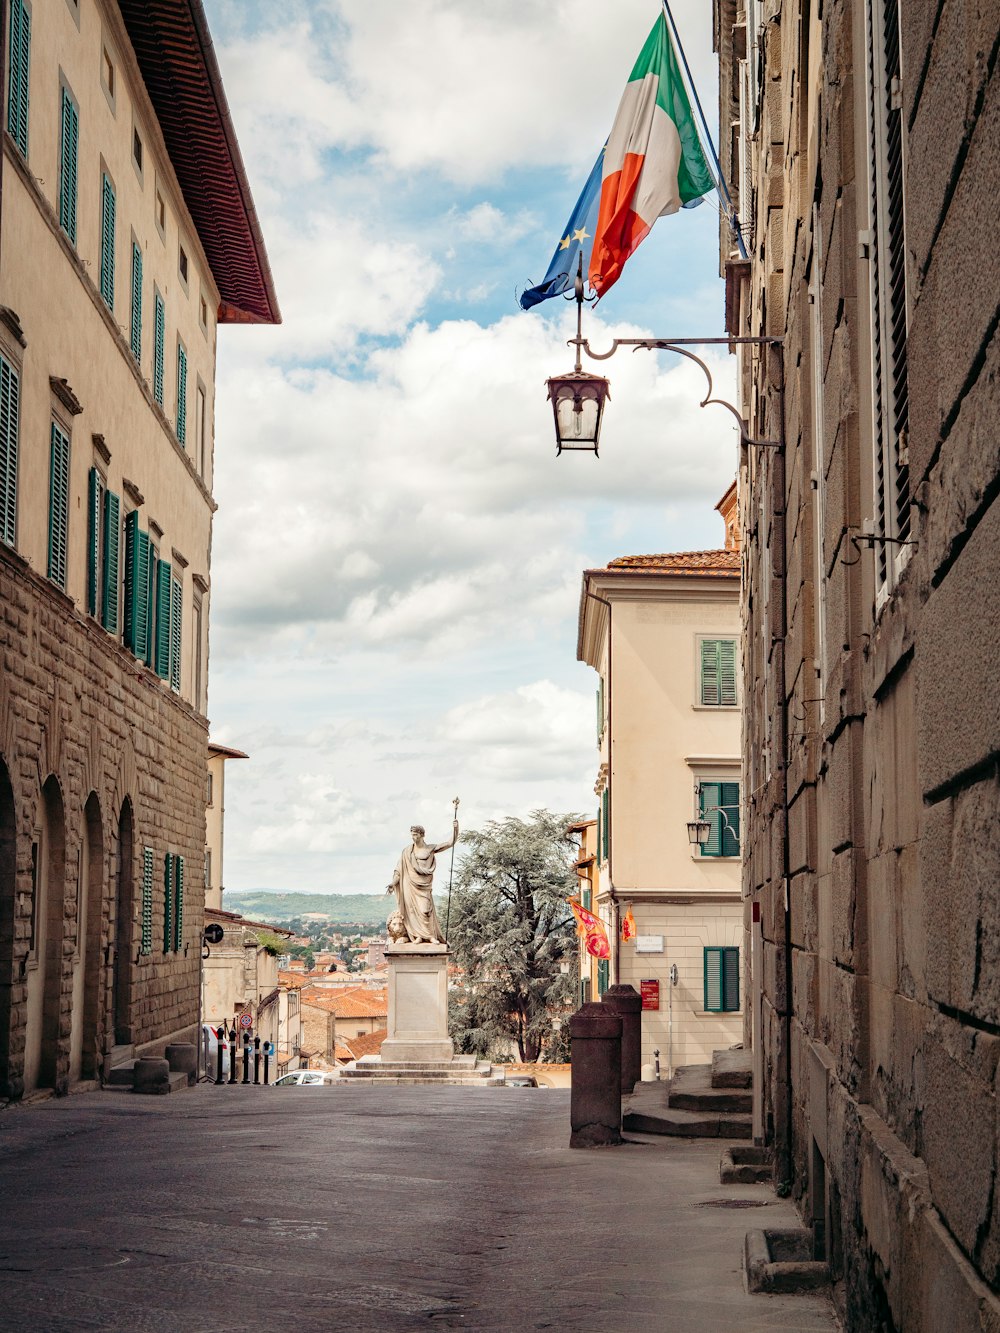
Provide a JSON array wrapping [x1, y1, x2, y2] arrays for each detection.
[[0, 1085, 836, 1332]]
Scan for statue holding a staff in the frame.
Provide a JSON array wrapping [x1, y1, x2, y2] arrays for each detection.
[[386, 800, 459, 945]]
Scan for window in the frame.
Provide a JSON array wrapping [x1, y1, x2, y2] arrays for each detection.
[[199, 294, 208, 332], [100, 46, 114, 102], [154, 189, 165, 238], [123, 509, 150, 658], [152, 292, 165, 405], [132, 126, 143, 173], [863, 0, 910, 602], [581, 886, 592, 911], [169, 573, 182, 691], [140, 847, 153, 955], [178, 245, 188, 285], [59, 85, 79, 245], [704, 946, 740, 1012], [699, 638, 738, 706], [698, 781, 740, 858], [130, 241, 142, 361], [601, 788, 610, 864], [204, 847, 212, 894], [0, 354, 20, 547], [47, 422, 70, 587], [597, 958, 610, 997], [154, 558, 172, 678], [195, 384, 207, 477], [86, 470, 120, 630], [596, 677, 605, 742], [6, 0, 30, 159], [99, 172, 115, 309], [192, 593, 204, 709], [176, 343, 187, 444], [163, 853, 172, 952]]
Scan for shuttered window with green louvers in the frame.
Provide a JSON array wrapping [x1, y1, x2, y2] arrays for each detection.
[[59, 86, 79, 245], [123, 510, 151, 658], [176, 344, 187, 444], [700, 638, 737, 706], [130, 242, 142, 362], [140, 848, 154, 955], [698, 781, 741, 857], [597, 958, 610, 997], [153, 293, 165, 405], [86, 467, 104, 615], [7, 0, 30, 159], [169, 575, 182, 691], [173, 855, 184, 953], [145, 543, 157, 667], [99, 173, 115, 309], [154, 559, 172, 678], [102, 490, 120, 634], [163, 853, 173, 953], [704, 946, 740, 1012], [47, 423, 71, 587], [0, 355, 19, 547]]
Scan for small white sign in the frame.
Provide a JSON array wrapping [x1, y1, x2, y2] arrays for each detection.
[[635, 935, 664, 954]]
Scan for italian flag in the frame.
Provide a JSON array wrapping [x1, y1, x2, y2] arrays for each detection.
[[589, 14, 715, 296]]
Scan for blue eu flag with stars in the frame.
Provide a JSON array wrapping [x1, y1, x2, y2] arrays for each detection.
[[519, 148, 604, 311]]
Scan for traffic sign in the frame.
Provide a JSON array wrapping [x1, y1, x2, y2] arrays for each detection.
[[204, 923, 224, 945], [239, 1012, 253, 1031]]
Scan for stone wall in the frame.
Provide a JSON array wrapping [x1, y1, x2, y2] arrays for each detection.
[[718, 0, 1000, 1325], [0, 542, 207, 1098]]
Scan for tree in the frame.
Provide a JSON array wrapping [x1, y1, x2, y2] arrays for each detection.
[[447, 810, 581, 1063]]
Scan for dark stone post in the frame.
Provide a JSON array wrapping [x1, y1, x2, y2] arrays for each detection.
[[569, 1002, 623, 1148], [602, 984, 642, 1093]]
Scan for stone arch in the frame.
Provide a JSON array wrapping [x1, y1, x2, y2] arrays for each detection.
[[0, 758, 15, 1098], [70, 793, 105, 1082], [112, 798, 135, 1047], [24, 775, 68, 1094]]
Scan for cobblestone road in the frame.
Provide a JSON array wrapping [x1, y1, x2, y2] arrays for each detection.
[[0, 1085, 836, 1331]]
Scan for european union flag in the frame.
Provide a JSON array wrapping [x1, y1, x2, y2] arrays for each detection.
[[519, 148, 605, 311]]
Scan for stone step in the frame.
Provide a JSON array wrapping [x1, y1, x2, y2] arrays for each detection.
[[712, 1047, 752, 1089], [339, 1067, 493, 1080], [103, 1064, 189, 1094], [670, 1064, 752, 1113], [107, 1044, 134, 1069], [336, 1076, 506, 1087], [623, 1103, 752, 1139]]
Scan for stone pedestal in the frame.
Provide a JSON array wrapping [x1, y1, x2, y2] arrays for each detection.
[[381, 942, 454, 1064]]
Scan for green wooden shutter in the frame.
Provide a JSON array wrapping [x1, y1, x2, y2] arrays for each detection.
[[602, 789, 610, 864], [173, 855, 184, 953], [7, 0, 30, 158], [99, 173, 115, 308], [47, 423, 70, 587], [723, 947, 740, 1011], [153, 294, 165, 405], [176, 345, 187, 444], [581, 886, 592, 911], [163, 852, 173, 952], [700, 639, 720, 705], [140, 847, 153, 955], [597, 958, 609, 997], [124, 511, 150, 657], [719, 640, 737, 706], [704, 947, 723, 1011], [596, 805, 602, 864], [720, 782, 741, 857], [86, 467, 102, 614], [699, 782, 722, 857], [169, 575, 182, 691], [155, 559, 172, 678], [145, 544, 157, 667], [130, 243, 142, 361], [0, 355, 18, 546], [101, 490, 120, 634], [58, 86, 78, 244]]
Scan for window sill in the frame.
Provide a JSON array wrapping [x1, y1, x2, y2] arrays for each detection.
[[691, 705, 740, 712], [695, 1009, 742, 1018]]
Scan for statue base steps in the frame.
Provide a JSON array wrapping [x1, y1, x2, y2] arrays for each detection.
[[339, 1056, 503, 1087]]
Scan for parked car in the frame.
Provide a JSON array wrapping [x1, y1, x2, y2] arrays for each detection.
[[273, 1070, 336, 1087], [201, 1024, 230, 1078], [505, 1074, 538, 1088]]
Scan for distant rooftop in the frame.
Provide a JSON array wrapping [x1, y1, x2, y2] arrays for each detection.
[[604, 549, 740, 574]]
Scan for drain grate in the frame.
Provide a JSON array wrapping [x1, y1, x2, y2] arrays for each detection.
[[697, 1198, 771, 1209]]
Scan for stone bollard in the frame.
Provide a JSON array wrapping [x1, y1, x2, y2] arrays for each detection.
[[601, 984, 642, 1094], [165, 1043, 197, 1087], [569, 1002, 623, 1148], [133, 1057, 171, 1096]]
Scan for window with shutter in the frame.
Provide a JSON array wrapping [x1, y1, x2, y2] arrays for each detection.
[[169, 575, 182, 691], [704, 947, 740, 1011], [140, 848, 153, 955], [47, 423, 70, 587], [0, 355, 19, 547], [59, 86, 79, 245], [601, 788, 610, 865], [698, 781, 741, 858], [102, 490, 120, 634], [173, 854, 184, 953], [86, 467, 103, 615], [176, 344, 187, 444], [597, 958, 609, 997], [700, 639, 738, 706], [130, 242, 142, 362], [155, 559, 172, 679], [123, 510, 150, 658], [162, 853, 172, 952], [153, 293, 165, 406], [99, 173, 115, 309], [145, 542, 157, 668], [7, 0, 30, 158], [864, 0, 910, 601]]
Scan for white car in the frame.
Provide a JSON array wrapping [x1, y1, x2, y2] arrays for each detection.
[[202, 1023, 231, 1078], [273, 1070, 335, 1087]]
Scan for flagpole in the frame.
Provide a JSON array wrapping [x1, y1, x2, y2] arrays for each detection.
[[661, 0, 748, 260], [444, 797, 460, 941]]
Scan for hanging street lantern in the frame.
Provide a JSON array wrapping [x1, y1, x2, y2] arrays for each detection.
[[546, 368, 610, 456]]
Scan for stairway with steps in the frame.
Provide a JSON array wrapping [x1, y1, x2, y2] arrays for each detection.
[[338, 1055, 504, 1087], [622, 1048, 753, 1138], [103, 1044, 190, 1094]]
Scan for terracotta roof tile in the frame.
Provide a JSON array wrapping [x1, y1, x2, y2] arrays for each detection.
[[301, 988, 387, 1019], [344, 1030, 387, 1061], [606, 549, 740, 574]]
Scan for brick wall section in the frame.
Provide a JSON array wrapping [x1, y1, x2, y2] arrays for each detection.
[[720, 0, 1000, 1327], [0, 544, 207, 1098]]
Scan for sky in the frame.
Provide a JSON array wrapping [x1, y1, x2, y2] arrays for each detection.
[[202, 0, 740, 895]]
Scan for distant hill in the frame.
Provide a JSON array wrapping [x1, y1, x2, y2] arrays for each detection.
[[224, 891, 389, 927]]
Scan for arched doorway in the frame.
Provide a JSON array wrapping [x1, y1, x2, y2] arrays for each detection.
[[0, 759, 15, 1097], [24, 776, 67, 1093], [112, 799, 134, 1047], [70, 794, 104, 1082]]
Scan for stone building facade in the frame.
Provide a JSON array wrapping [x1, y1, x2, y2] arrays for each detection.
[[0, 0, 277, 1097], [716, 0, 1000, 1325]]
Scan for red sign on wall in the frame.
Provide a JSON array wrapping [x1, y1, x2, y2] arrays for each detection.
[[640, 979, 660, 1010]]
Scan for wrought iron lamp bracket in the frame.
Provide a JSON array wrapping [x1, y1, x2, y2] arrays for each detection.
[[840, 529, 919, 567], [569, 332, 785, 451]]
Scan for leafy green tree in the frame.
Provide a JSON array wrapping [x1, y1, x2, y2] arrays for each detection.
[[447, 810, 581, 1063]]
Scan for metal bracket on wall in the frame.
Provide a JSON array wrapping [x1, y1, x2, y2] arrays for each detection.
[[840, 529, 918, 566]]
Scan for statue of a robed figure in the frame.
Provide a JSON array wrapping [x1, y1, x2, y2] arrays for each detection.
[[386, 813, 459, 945]]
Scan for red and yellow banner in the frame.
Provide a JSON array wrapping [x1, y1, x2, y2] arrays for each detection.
[[568, 897, 612, 960], [621, 905, 637, 942]]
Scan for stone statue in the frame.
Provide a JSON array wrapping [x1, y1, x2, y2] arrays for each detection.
[[386, 817, 459, 945]]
